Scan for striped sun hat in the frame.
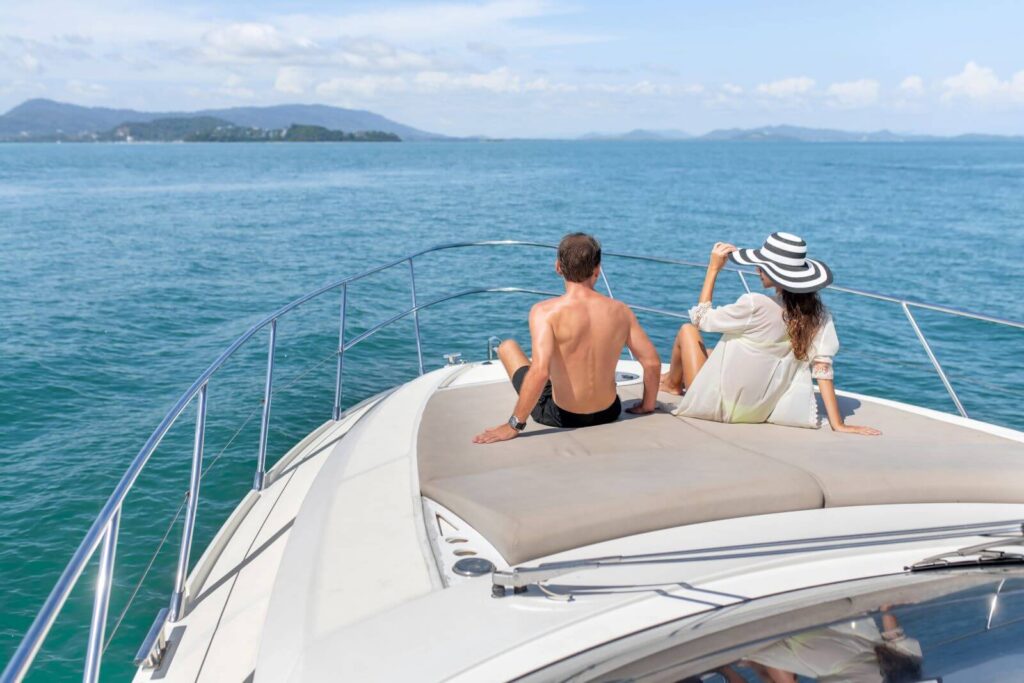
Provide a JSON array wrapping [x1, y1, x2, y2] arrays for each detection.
[[729, 232, 833, 293]]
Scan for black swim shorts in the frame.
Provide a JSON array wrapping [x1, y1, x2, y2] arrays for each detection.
[[511, 365, 622, 429]]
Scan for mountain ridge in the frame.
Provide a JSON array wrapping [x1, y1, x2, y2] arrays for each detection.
[[576, 125, 1024, 142], [0, 98, 444, 141], [695, 124, 1024, 142]]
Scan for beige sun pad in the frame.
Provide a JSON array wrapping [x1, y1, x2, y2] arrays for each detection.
[[418, 380, 1024, 565]]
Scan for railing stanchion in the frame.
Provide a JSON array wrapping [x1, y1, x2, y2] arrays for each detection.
[[487, 335, 502, 361], [599, 265, 635, 361], [902, 302, 968, 418], [83, 508, 120, 683], [169, 384, 208, 622], [408, 259, 425, 375], [332, 285, 348, 421], [254, 320, 277, 490], [737, 271, 751, 294]]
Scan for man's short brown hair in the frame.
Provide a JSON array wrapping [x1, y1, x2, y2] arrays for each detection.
[[557, 233, 602, 282]]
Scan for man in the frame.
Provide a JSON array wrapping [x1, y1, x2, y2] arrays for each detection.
[[473, 233, 662, 444]]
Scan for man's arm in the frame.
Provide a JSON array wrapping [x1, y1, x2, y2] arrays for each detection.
[[624, 306, 661, 414], [473, 305, 554, 444]]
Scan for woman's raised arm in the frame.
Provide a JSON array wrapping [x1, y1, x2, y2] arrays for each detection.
[[697, 242, 737, 305]]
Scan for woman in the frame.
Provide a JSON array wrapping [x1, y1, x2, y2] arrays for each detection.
[[736, 605, 922, 682], [661, 232, 879, 435]]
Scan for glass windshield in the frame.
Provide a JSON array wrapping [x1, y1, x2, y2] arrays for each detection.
[[533, 569, 1024, 683]]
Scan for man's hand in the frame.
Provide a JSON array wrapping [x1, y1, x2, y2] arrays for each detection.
[[709, 242, 737, 272], [625, 400, 656, 415], [473, 423, 520, 444]]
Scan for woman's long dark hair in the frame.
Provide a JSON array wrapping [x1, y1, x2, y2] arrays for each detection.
[[779, 290, 828, 361], [874, 643, 923, 682]]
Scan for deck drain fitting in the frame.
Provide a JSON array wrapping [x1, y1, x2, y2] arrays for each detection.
[[453, 557, 496, 577], [615, 372, 640, 383], [453, 549, 477, 556], [445, 537, 468, 544]]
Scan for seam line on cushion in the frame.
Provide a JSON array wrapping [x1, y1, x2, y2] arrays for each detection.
[[666, 413, 828, 508]]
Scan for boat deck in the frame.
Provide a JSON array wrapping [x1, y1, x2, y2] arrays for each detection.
[[134, 361, 1024, 683], [419, 362, 1024, 564]]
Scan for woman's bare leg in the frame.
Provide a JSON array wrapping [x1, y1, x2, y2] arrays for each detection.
[[660, 323, 708, 394], [660, 326, 688, 395]]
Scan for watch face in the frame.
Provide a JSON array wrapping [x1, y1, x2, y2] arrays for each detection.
[[508, 415, 526, 431]]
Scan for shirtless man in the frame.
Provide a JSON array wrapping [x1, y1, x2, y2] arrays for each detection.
[[473, 233, 662, 444]]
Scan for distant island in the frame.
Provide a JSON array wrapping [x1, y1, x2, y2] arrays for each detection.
[[0, 99, 439, 142], [189, 123, 399, 143], [15, 116, 401, 143], [579, 124, 1024, 143]]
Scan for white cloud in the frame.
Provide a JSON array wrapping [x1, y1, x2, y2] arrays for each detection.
[[290, 0, 600, 47], [217, 73, 255, 99], [826, 78, 879, 107], [756, 76, 815, 98], [313, 67, 703, 99], [703, 83, 744, 108], [275, 66, 313, 94], [942, 61, 1000, 100], [899, 75, 924, 96], [66, 79, 106, 96], [316, 75, 407, 97], [0, 78, 46, 97], [333, 40, 438, 72], [416, 67, 524, 93], [202, 23, 316, 62], [941, 61, 1024, 102], [585, 81, 702, 96], [406, 69, 695, 97], [15, 52, 42, 73], [413, 67, 571, 93]]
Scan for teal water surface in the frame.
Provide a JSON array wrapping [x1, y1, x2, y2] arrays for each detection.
[[1, 141, 1023, 681]]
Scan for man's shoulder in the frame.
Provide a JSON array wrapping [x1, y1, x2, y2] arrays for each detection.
[[594, 295, 632, 318], [529, 297, 561, 323], [530, 297, 560, 314]]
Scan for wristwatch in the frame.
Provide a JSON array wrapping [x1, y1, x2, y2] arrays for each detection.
[[508, 415, 527, 432]]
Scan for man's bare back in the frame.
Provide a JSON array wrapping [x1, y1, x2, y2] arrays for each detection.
[[532, 290, 628, 413], [474, 233, 661, 445]]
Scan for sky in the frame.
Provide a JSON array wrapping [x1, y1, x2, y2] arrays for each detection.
[[2, 0, 1024, 137]]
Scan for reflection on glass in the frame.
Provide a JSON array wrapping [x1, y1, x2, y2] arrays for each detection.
[[583, 571, 1024, 683], [717, 606, 923, 682]]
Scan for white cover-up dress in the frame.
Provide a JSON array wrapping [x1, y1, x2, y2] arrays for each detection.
[[672, 292, 839, 428], [746, 617, 922, 682]]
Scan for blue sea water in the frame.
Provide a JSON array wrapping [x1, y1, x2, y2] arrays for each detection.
[[1, 141, 1023, 681]]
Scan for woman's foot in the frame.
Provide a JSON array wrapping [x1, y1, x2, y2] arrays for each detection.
[[659, 373, 684, 395]]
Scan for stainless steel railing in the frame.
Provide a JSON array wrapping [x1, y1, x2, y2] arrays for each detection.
[[2, 239, 1022, 683]]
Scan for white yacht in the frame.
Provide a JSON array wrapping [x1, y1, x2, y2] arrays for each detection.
[[4, 241, 1024, 683]]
